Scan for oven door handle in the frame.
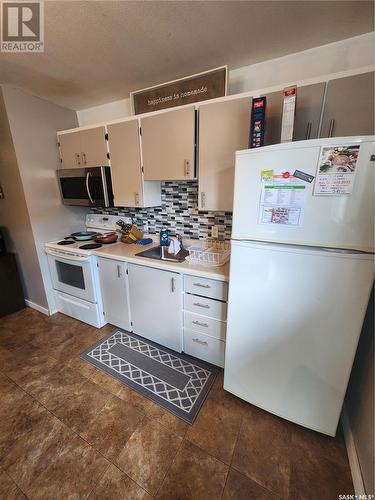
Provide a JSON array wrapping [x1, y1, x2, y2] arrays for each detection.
[[45, 248, 90, 262], [86, 172, 94, 204]]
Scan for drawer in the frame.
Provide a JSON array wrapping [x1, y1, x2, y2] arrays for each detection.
[[184, 330, 225, 368], [184, 293, 227, 321], [183, 311, 226, 341], [184, 275, 228, 301]]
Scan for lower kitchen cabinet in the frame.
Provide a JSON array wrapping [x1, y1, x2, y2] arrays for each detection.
[[128, 263, 183, 352], [98, 258, 131, 330]]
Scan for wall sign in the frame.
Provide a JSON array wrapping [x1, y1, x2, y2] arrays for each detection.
[[130, 66, 227, 115]]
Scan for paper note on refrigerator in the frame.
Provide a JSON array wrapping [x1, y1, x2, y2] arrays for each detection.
[[258, 171, 306, 227], [314, 145, 360, 196]]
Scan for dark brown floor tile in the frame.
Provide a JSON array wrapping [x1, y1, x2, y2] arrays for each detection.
[[0, 393, 46, 460], [186, 397, 242, 464], [157, 440, 228, 500], [23, 364, 88, 410], [67, 355, 105, 380], [0, 325, 36, 351], [30, 323, 76, 349], [145, 400, 189, 438], [0, 469, 27, 499], [291, 422, 349, 468], [208, 371, 248, 419], [232, 405, 291, 497], [49, 332, 93, 362], [89, 463, 152, 500], [115, 381, 156, 413], [26, 432, 110, 499], [4, 346, 59, 387], [81, 395, 144, 461], [223, 468, 277, 500], [117, 417, 183, 495], [0, 308, 44, 332], [0, 346, 14, 367], [1, 412, 73, 491], [53, 378, 113, 434], [89, 366, 128, 395], [290, 453, 354, 500]]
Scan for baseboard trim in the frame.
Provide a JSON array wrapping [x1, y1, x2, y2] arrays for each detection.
[[341, 405, 365, 495], [25, 300, 50, 316]]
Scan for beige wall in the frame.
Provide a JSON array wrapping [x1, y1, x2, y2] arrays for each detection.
[[1, 86, 87, 313], [0, 89, 47, 307], [345, 289, 374, 494]]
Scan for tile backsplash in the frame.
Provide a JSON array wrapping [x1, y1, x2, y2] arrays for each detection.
[[90, 181, 232, 239]]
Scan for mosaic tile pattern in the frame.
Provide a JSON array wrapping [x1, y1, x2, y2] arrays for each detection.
[[90, 180, 232, 240]]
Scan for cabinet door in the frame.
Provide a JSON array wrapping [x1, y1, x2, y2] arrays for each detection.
[[198, 97, 251, 211], [58, 131, 82, 168], [80, 126, 109, 167], [107, 120, 143, 207], [98, 258, 131, 331], [264, 90, 283, 146], [320, 72, 375, 137], [128, 264, 182, 352], [293, 83, 326, 141], [141, 106, 195, 180]]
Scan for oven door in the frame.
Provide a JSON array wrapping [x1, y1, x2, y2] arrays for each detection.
[[57, 167, 113, 207], [46, 249, 97, 303]]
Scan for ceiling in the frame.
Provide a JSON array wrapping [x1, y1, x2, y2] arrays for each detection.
[[0, 1, 374, 110]]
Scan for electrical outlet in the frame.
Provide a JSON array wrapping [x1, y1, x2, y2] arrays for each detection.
[[211, 225, 219, 238]]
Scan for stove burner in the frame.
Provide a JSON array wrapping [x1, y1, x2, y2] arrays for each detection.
[[79, 243, 102, 250], [57, 240, 75, 245]]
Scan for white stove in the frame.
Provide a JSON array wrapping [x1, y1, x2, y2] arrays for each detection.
[[45, 214, 131, 327]]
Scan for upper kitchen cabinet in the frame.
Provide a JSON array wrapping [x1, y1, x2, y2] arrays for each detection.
[[57, 130, 82, 168], [320, 72, 375, 138], [140, 106, 196, 180], [57, 126, 108, 169], [293, 82, 326, 141], [198, 96, 251, 212], [107, 120, 161, 207]]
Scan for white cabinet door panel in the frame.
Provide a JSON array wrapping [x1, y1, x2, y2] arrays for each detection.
[[128, 264, 182, 352], [141, 106, 195, 181], [80, 126, 108, 167], [98, 258, 131, 331], [58, 131, 82, 169]]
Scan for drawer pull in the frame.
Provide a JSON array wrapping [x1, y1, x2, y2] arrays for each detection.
[[193, 283, 210, 288], [193, 302, 210, 309], [192, 338, 208, 346], [192, 320, 208, 328]]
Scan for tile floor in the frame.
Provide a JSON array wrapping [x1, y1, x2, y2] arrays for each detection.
[[0, 308, 354, 499]]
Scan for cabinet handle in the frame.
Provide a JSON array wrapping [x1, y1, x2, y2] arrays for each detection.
[[193, 302, 210, 309], [75, 153, 81, 167], [193, 282, 210, 289], [192, 338, 208, 346], [328, 119, 335, 138], [305, 122, 312, 140], [82, 152, 87, 165], [134, 192, 140, 206], [171, 277, 175, 292], [184, 159, 191, 177], [192, 320, 209, 328], [117, 264, 122, 278], [200, 192, 206, 209]]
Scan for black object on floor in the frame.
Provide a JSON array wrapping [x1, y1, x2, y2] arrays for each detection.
[[79, 243, 102, 250], [81, 330, 218, 424], [0, 253, 25, 318]]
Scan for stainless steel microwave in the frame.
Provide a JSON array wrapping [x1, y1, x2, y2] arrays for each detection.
[[57, 167, 114, 207]]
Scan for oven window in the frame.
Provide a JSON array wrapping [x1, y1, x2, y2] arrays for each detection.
[[56, 261, 85, 289]]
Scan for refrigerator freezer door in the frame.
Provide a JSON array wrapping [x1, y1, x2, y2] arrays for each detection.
[[232, 137, 375, 252], [224, 240, 374, 436]]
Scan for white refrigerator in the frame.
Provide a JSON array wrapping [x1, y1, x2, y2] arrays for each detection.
[[224, 136, 374, 436]]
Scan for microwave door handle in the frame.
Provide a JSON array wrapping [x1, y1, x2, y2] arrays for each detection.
[[86, 172, 94, 204], [101, 167, 109, 207]]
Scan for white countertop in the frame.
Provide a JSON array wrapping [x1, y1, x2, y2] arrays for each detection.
[[93, 240, 230, 282]]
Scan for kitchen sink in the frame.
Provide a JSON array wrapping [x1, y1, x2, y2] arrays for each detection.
[[135, 245, 187, 263]]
